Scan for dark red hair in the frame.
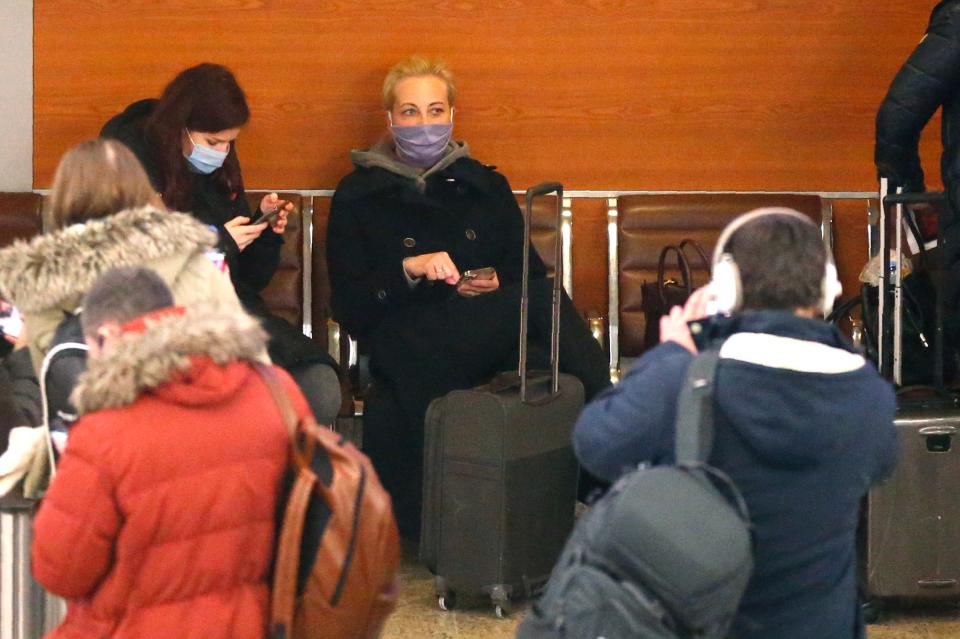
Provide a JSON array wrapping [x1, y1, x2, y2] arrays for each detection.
[[145, 63, 250, 211]]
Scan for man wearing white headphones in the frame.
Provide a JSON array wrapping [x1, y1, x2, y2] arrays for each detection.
[[573, 209, 898, 639]]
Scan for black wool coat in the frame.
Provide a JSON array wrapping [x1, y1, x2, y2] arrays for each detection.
[[101, 100, 333, 370], [875, 0, 960, 314], [327, 154, 546, 343]]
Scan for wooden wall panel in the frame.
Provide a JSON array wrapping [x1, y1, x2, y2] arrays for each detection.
[[35, 1, 946, 192]]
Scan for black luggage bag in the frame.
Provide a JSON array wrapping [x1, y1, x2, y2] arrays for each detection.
[[419, 182, 584, 618]]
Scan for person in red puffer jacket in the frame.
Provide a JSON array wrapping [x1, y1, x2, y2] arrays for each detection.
[[31, 266, 306, 639]]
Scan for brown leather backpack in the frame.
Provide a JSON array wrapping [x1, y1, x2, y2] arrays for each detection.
[[257, 364, 401, 639]]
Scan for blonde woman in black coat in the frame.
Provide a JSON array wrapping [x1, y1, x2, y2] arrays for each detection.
[[327, 56, 609, 536]]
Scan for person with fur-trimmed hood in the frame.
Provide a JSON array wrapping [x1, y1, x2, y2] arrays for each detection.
[[32, 266, 305, 639], [0, 140, 248, 457], [0, 139, 245, 374]]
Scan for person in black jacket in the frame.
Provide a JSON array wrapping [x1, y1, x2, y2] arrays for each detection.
[[101, 63, 340, 424], [875, 0, 960, 373], [327, 56, 610, 536], [1, 326, 41, 453]]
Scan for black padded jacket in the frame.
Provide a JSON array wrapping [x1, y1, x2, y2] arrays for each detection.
[[875, 0, 960, 314]]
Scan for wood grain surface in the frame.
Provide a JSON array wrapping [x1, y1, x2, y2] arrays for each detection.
[[34, 1, 946, 191]]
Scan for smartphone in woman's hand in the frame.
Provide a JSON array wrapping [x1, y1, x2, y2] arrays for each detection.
[[250, 199, 287, 226], [459, 266, 496, 283]]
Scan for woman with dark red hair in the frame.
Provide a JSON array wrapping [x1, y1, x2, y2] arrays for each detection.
[[101, 63, 340, 424]]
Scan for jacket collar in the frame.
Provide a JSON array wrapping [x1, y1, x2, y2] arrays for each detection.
[[0, 206, 216, 313], [692, 310, 858, 354], [347, 139, 498, 196], [72, 306, 267, 415]]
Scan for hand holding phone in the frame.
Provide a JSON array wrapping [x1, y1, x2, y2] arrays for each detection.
[[459, 267, 496, 283], [250, 199, 287, 226], [456, 267, 498, 297]]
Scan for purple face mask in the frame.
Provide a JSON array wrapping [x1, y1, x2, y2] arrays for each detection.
[[390, 113, 454, 168]]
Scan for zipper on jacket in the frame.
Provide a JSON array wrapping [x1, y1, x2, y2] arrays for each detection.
[[330, 466, 367, 606]]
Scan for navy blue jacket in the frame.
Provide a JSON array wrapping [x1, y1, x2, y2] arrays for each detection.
[[573, 312, 897, 639]]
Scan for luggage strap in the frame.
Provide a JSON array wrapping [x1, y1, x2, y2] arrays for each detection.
[[674, 349, 751, 521], [674, 350, 720, 464]]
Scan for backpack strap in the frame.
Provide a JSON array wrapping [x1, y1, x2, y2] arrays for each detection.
[[253, 363, 311, 638], [254, 362, 314, 471], [40, 340, 89, 479], [674, 350, 721, 464]]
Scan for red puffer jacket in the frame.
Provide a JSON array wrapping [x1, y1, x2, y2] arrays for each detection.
[[31, 307, 307, 639]]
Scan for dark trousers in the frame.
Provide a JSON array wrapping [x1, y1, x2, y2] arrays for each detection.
[[363, 279, 610, 537]]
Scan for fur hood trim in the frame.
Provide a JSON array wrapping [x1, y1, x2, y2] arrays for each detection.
[[72, 306, 267, 414], [0, 206, 216, 313]]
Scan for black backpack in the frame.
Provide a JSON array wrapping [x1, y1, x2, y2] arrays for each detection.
[[40, 314, 88, 461], [517, 351, 753, 639]]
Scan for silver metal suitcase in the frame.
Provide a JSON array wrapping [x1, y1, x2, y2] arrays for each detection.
[[863, 181, 960, 617], [0, 492, 64, 639], [866, 408, 960, 601]]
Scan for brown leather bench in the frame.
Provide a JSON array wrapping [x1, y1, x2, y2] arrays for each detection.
[[520, 194, 562, 279], [310, 195, 336, 357], [0, 193, 44, 248], [612, 193, 833, 374], [244, 192, 310, 331]]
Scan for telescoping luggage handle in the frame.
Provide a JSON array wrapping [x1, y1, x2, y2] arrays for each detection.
[[519, 182, 564, 403], [878, 183, 947, 386]]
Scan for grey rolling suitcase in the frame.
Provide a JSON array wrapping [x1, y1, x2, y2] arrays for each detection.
[[862, 182, 960, 620], [866, 407, 960, 602], [419, 182, 584, 618], [0, 492, 64, 639]]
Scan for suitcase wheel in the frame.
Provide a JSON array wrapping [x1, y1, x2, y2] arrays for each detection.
[[435, 576, 456, 612], [438, 593, 456, 612], [491, 585, 511, 619], [861, 599, 882, 624]]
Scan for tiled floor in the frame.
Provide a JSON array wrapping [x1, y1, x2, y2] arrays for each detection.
[[381, 557, 960, 639]]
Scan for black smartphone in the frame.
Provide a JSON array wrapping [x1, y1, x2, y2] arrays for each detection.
[[250, 199, 288, 225]]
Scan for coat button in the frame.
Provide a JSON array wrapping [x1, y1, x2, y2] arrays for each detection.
[[465, 229, 477, 241], [377, 289, 387, 300], [403, 237, 416, 248]]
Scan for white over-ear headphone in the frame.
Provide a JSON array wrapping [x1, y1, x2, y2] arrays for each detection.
[[709, 207, 843, 316]]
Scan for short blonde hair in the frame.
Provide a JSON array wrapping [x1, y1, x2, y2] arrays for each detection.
[[382, 55, 457, 110], [45, 139, 162, 229]]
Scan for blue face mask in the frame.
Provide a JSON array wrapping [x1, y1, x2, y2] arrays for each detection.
[[185, 130, 228, 174], [389, 110, 454, 169]]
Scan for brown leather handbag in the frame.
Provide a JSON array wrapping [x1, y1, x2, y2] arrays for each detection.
[[256, 364, 401, 639]]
